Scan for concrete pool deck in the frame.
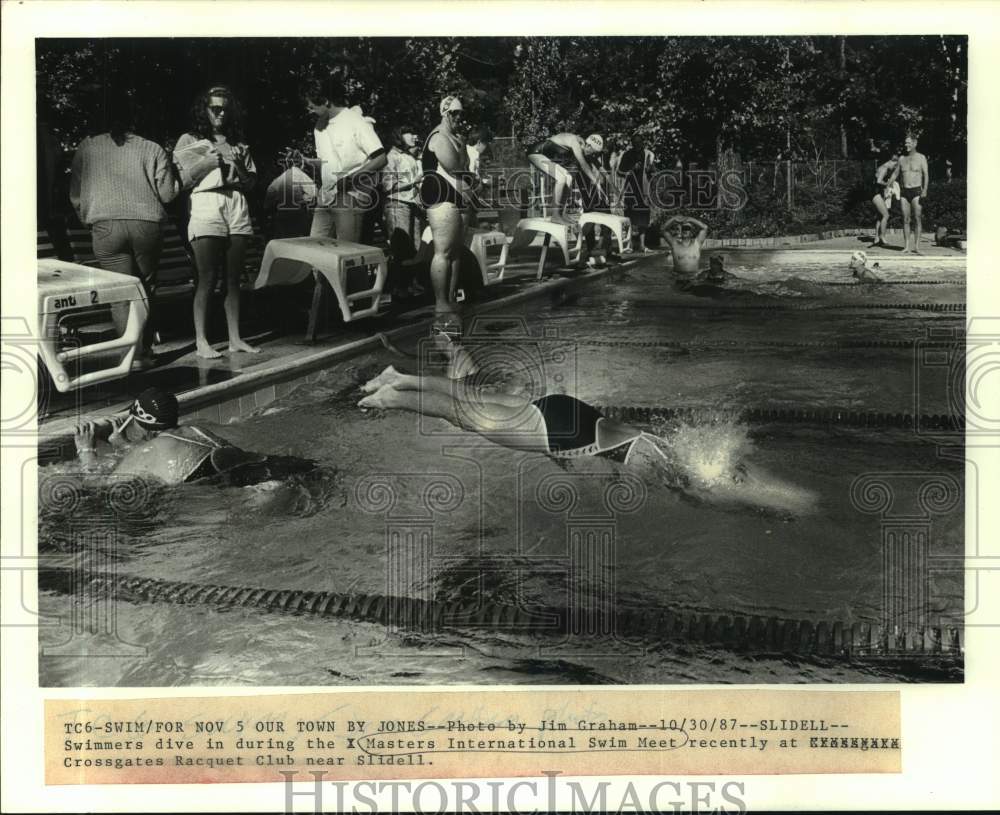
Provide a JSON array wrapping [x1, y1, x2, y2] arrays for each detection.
[[36, 229, 966, 460]]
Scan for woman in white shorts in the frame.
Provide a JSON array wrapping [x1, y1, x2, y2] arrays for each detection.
[[175, 85, 259, 359]]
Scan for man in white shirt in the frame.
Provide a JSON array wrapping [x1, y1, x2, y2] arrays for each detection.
[[305, 76, 387, 242]]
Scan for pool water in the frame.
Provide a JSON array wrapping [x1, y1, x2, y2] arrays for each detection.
[[38, 251, 966, 686]]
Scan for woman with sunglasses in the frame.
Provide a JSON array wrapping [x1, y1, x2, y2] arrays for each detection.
[[174, 85, 259, 359], [420, 95, 476, 341]]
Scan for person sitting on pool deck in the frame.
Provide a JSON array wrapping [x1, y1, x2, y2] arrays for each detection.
[[662, 215, 709, 274], [888, 134, 929, 254], [526, 132, 605, 223], [74, 387, 312, 486]]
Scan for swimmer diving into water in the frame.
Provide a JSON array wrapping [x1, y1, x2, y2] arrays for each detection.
[[358, 367, 815, 515], [75, 387, 313, 486]]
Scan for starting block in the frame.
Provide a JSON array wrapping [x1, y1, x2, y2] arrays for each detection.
[[37, 259, 149, 392], [254, 237, 387, 341], [577, 212, 632, 255], [417, 226, 511, 287], [512, 217, 582, 278]]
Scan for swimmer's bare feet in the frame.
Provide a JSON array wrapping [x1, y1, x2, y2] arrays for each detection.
[[196, 342, 223, 360], [358, 384, 396, 410], [229, 339, 261, 354], [361, 365, 399, 393]]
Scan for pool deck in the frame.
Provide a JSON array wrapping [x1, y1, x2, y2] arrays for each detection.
[[37, 228, 965, 459]]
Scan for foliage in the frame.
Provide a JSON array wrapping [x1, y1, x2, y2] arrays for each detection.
[[37, 36, 967, 228]]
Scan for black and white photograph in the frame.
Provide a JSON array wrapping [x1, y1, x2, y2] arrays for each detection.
[[28, 31, 971, 689]]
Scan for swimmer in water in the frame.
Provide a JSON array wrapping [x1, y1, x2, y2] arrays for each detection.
[[662, 215, 709, 275], [74, 386, 313, 486], [357, 366, 814, 516], [848, 250, 882, 283]]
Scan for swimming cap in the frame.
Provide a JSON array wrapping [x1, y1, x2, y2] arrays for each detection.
[[129, 387, 179, 430], [440, 95, 464, 116], [585, 134, 604, 152]]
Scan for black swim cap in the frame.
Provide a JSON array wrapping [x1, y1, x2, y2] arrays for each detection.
[[129, 387, 179, 430]]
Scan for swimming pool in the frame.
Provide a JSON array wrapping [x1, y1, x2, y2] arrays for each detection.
[[38, 250, 966, 686]]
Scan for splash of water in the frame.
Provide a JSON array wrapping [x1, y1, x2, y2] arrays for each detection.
[[666, 420, 754, 488]]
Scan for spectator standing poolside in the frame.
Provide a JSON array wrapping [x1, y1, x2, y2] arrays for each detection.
[[870, 153, 900, 247], [420, 95, 475, 340], [889, 134, 929, 254], [383, 126, 426, 296], [617, 136, 656, 252], [305, 75, 387, 243], [465, 126, 494, 225], [174, 84, 259, 359], [70, 89, 179, 367]]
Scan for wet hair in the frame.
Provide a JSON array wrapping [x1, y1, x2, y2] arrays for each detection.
[[188, 84, 245, 142]]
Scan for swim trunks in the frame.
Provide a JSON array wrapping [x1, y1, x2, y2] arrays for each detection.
[[901, 186, 922, 203]]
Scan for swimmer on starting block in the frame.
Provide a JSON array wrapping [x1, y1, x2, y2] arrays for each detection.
[[357, 366, 815, 516], [526, 132, 605, 223], [74, 387, 313, 486], [662, 215, 709, 275]]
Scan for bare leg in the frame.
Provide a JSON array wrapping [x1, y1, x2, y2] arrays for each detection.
[[363, 366, 528, 406], [224, 235, 259, 353], [872, 196, 889, 244], [426, 203, 464, 325], [359, 384, 550, 453], [191, 236, 223, 359], [900, 198, 913, 253], [912, 198, 923, 254]]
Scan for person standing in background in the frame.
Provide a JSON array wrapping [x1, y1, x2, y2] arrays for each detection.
[[174, 84, 258, 359], [305, 74, 387, 243], [889, 134, 929, 255], [616, 135, 655, 252], [383, 126, 426, 297], [70, 89, 180, 368]]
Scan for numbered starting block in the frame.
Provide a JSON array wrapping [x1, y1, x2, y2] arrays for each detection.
[[37, 258, 149, 392], [512, 217, 583, 278], [253, 237, 387, 341], [577, 212, 632, 256]]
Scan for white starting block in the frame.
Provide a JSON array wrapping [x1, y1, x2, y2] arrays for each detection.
[[512, 217, 582, 278], [254, 237, 387, 341], [37, 259, 149, 393], [417, 226, 510, 287], [577, 212, 632, 255]]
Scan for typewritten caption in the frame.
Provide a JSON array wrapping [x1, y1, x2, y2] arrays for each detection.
[[46, 690, 900, 783]]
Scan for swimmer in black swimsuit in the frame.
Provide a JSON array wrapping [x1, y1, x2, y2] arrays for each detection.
[[358, 365, 661, 462], [526, 132, 606, 222], [421, 95, 477, 340], [357, 366, 817, 515]]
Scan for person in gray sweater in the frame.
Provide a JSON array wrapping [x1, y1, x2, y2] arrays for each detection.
[[70, 90, 180, 366]]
